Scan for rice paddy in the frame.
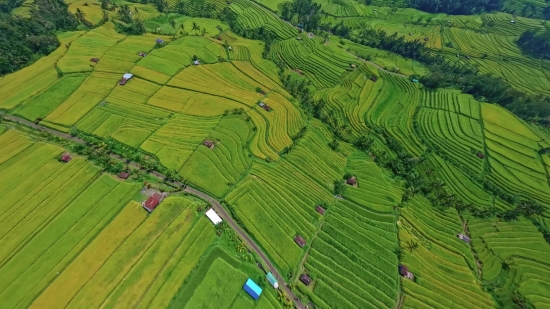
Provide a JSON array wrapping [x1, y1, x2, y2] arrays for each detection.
[[2, 1, 550, 307]]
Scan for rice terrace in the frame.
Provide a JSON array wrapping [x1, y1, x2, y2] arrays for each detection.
[[1, 0, 550, 306]]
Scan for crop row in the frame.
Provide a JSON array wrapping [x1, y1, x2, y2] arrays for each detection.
[[230, 0, 296, 39]]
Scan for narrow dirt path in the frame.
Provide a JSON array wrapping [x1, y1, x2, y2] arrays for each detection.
[[459, 214, 483, 278], [2, 114, 305, 309]]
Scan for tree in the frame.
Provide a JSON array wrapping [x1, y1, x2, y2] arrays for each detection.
[[405, 240, 419, 253], [329, 139, 339, 151], [200, 27, 208, 36], [333, 180, 345, 195], [191, 22, 200, 34]]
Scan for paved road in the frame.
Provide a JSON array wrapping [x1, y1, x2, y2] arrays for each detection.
[[2, 114, 305, 309]]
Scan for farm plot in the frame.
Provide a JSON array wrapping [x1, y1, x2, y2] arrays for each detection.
[[168, 62, 264, 106], [181, 116, 252, 197], [343, 151, 402, 213], [29, 196, 215, 309], [270, 37, 358, 89], [57, 24, 125, 74], [94, 35, 159, 74], [229, 0, 296, 39], [467, 217, 550, 307], [141, 114, 222, 170], [0, 31, 83, 110], [399, 196, 495, 309], [44, 71, 120, 128], [299, 199, 399, 309], [415, 106, 484, 176], [13, 73, 88, 121], [480, 103, 550, 204], [366, 72, 425, 156]]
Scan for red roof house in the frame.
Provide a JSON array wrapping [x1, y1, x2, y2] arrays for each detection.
[[399, 264, 414, 280], [315, 205, 326, 215], [294, 235, 306, 248], [346, 176, 357, 186], [118, 172, 130, 179], [262, 105, 271, 111], [90, 58, 99, 63], [143, 193, 163, 212], [203, 139, 215, 149], [61, 154, 72, 163], [477, 151, 485, 159]]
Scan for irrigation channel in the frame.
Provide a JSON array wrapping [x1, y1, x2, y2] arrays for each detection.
[[2, 114, 305, 309]]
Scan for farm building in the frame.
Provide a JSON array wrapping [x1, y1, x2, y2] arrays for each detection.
[[266, 272, 278, 288], [294, 235, 306, 248], [119, 73, 133, 86], [315, 205, 326, 215], [350, 64, 356, 68], [118, 172, 130, 179], [90, 58, 99, 63], [243, 279, 263, 300], [299, 274, 312, 286], [203, 139, 215, 149], [205, 208, 223, 225], [60, 154, 72, 163], [258, 102, 265, 107], [370, 76, 378, 82], [412, 79, 419, 83], [399, 264, 414, 280], [194, 60, 200, 65], [142, 193, 163, 212], [262, 104, 271, 111], [457, 233, 471, 243], [346, 176, 357, 186], [156, 38, 164, 44], [477, 151, 485, 159], [138, 52, 146, 57]]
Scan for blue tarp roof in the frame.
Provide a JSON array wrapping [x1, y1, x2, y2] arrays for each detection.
[[243, 278, 262, 300]]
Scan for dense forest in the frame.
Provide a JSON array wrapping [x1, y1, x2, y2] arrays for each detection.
[[408, 0, 503, 14], [0, 0, 77, 75], [516, 29, 550, 60]]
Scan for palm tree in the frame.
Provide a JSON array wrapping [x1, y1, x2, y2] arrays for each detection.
[[75, 8, 86, 24], [191, 22, 200, 34], [405, 240, 419, 253], [201, 27, 208, 36]]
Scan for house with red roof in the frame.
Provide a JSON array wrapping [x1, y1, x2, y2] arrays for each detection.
[[143, 193, 164, 212]]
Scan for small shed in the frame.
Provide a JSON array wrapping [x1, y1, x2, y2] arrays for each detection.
[[228, 46, 232, 51], [457, 233, 470, 243], [346, 176, 357, 186], [156, 38, 164, 44], [119, 73, 133, 86], [118, 172, 130, 179], [138, 52, 147, 57], [399, 264, 414, 280], [315, 205, 326, 215], [412, 79, 419, 83], [243, 279, 263, 300], [194, 60, 200, 65], [350, 64, 356, 68], [370, 76, 378, 82], [266, 272, 278, 288], [300, 274, 312, 286], [90, 58, 99, 63], [477, 151, 485, 159], [258, 102, 265, 107], [61, 154, 72, 163], [143, 193, 163, 212], [205, 208, 223, 225], [308, 33, 314, 38], [262, 105, 271, 111], [203, 139, 215, 149], [294, 235, 306, 248], [423, 37, 429, 41]]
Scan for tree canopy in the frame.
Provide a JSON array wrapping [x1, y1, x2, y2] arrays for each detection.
[[408, 0, 503, 14]]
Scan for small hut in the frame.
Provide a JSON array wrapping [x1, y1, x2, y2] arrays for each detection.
[[203, 139, 215, 149], [423, 37, 429, 41], [457, 233, 471, 243], [60, 154, 72, 163], [315, 205, 326, 215], [119, 73, 133, 86], [294, 235, 306, 248], [477, 151, 485, 159], [243, 279, 263, 300], [399, 264, 414, 280], [370, 76, 378, 82], [90, 58, 99, 63], [156, 38, 165, 44], [138, 52, 147, 57], [300, 274, 312, 286], [143, 193, 163, 212], [193, 60, 200, 65], [118, 172, 130, 179], [266, 272, 278, 288], [346, 176, 357, 186], [262, 105, 271, 112], [350, 64, 356, 69]]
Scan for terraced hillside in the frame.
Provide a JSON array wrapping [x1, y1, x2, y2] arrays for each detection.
[[2, 0, 550, 307]]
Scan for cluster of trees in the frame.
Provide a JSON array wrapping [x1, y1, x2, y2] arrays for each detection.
[[408, 0, 503, 15], [115, 5, 146, 34], [0, 0, 78, 75], [0, 0, 24, 13], [517, 30, 550, 60], [279, 0, 321, 31], [173, 0, 219, 18]]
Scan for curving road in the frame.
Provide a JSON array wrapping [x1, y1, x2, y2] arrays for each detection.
[[2, 114, 305, 309]]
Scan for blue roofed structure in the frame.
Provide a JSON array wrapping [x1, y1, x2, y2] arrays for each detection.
[[243, 278, 263, 300]]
